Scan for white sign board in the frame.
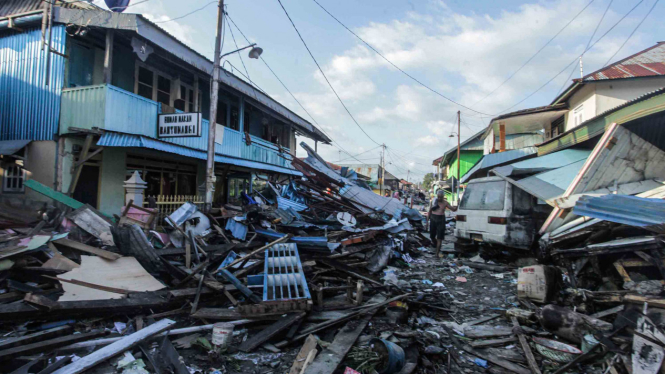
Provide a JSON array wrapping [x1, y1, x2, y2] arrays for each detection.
[[158, 113, 201, 138]]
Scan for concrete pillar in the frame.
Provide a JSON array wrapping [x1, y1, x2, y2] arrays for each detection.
[[124, 170, 147, 206]]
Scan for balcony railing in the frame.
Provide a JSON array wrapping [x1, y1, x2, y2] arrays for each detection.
[[60, 84, 292, 169]]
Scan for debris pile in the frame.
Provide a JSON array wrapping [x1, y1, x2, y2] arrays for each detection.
[[2, 141, 664, 374]]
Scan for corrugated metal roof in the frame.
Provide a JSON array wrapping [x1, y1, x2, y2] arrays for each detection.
[[0, 26, 66, 141], [584, 42, 665, 81], [0, 139, 30, 155], [572, 195, 665, 234], [0, 0, 98, 17], [493, 149, 591, 177], [506, 159, 587, 203], [97, 132, 302, 176], [461, 147, 538, 183]]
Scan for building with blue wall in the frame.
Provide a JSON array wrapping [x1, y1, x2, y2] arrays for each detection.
[[0, 0, 330, 218]]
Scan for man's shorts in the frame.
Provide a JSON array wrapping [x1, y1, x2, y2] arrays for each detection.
[[430, 214, 445, 241]]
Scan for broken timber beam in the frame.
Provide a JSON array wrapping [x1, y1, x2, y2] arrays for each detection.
[[239, 312, 306, 352], [51, 319, 176, 374]]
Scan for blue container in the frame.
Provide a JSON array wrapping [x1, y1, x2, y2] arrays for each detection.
[[370, 338, 405, 374]]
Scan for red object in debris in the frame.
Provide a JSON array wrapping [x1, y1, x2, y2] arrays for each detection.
[[344, 367, 361, 374]]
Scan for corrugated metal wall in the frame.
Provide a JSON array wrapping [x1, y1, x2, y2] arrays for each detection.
[[0, 26, 66, 140]]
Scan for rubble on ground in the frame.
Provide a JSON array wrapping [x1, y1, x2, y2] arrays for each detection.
[[0, 142, 664, 374]]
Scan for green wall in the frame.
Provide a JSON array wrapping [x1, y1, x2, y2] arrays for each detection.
[[447, 151, 483, 180]]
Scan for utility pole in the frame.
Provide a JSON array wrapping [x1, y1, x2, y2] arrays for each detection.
[[380, 144, 386, 196], [204, 0, 224, 213], [456, 110, 461, 204]]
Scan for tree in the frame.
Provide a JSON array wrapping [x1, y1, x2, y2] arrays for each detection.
[[422, 173, 435, 190]]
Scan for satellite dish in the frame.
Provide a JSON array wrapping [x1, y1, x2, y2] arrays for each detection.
[[104, 0, 130, 13], [248, 46, 263, 59]]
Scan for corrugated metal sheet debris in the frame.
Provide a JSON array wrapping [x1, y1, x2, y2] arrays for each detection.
[[0, 139, 30, 155], [0, 26, 66, 141], [225, 218, 248, 241], [493, 149, 590, 177], [501, 159, 587, 203], [97, 132, 302, 176], [572, 195, 665, 234], [461, 147, 538, 183]]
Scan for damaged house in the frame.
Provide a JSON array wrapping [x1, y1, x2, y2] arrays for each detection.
[[0, 0, 330, 223]]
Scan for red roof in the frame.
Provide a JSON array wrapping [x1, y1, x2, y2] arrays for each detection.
[[582, 42, 665, 82]]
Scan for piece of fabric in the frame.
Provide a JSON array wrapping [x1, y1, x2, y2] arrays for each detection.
[[430, 214, 445, 241]]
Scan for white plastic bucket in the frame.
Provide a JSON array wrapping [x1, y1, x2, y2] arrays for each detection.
[[212, 322, 234, 348]]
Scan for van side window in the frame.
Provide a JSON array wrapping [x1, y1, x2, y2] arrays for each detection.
[[512, 186, 532, 215]]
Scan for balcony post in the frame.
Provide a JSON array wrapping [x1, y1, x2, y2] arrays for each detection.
[[103, 30, 114, 84]]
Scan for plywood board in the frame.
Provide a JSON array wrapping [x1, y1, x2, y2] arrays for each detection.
[[58, 256, 165, 301]]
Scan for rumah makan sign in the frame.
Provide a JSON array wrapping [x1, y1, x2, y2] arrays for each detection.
[[158, 113, 202, 138]]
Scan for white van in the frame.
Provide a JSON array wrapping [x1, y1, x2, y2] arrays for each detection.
[[454, 176, 549, 250]]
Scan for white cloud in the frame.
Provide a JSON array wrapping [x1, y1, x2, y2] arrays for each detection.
[[416, 135, 440, 146]]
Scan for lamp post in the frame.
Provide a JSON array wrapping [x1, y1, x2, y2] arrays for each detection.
[[204, 5, 263, 212], [448, 110, 461, 204]]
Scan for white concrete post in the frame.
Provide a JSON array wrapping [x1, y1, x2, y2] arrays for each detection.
[[124, 171, 147, 206]]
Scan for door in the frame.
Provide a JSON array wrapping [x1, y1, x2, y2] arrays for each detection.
[[73, 165, 100, 208]]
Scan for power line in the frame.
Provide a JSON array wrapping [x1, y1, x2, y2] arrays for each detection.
[[603, 0, 659, 67], [495, 0, 644, 115], [471, 0, 596, 108], [225, 12, 377, 167], [277, 0, 382, 147], [556, 0, 614, 97], [310, 0, 492, 118]]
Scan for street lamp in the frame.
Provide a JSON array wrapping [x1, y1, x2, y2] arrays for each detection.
[[204, 16, 264, 212]]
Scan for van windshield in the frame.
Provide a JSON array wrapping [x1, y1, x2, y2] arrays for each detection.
[[460, 180, 506, 210]]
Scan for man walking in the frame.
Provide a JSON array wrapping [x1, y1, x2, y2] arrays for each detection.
[[427, 190, 457, 258]]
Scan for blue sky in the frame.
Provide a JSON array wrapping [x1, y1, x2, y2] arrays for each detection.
[[94, 0, 662, 182]]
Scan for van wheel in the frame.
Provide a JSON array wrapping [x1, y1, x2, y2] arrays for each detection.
[[454, 241, 477, 253]]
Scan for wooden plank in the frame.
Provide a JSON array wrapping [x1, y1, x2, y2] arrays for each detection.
[[590, 305, 625, 319], [0, 330, 107, 361], [43, 243, 80, 271], [239, 312, 305, 352], [24, 179, 84, 211], [51, 319, 176, 374], [466, 314, 501, 326], [613, 262, 632, 283], [469, 337, 518, 348], [464, 326, 515, 339], [44, 275, 135, 295], [512, 317, 541, 374], [319, 259, 382, 286], [53, 238, 121, 261], [192, 308, 283, 320], [624, 295, 665, 309], [0, 325, 71, 350], [303, 310, 378, 374], [24, 293, 60, 311], [289, 335, 318, 374]]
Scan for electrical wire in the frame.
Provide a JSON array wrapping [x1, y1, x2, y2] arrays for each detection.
[[495, 0, 644, 115], [602, 0, 659, 67], [555, 0, 613, 97], [225, 12, 378, 167], [277, 0, 383, 146], [310, 0, 491, 117], [225, 12, 255, 90], [470, 0, 596, 108]]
